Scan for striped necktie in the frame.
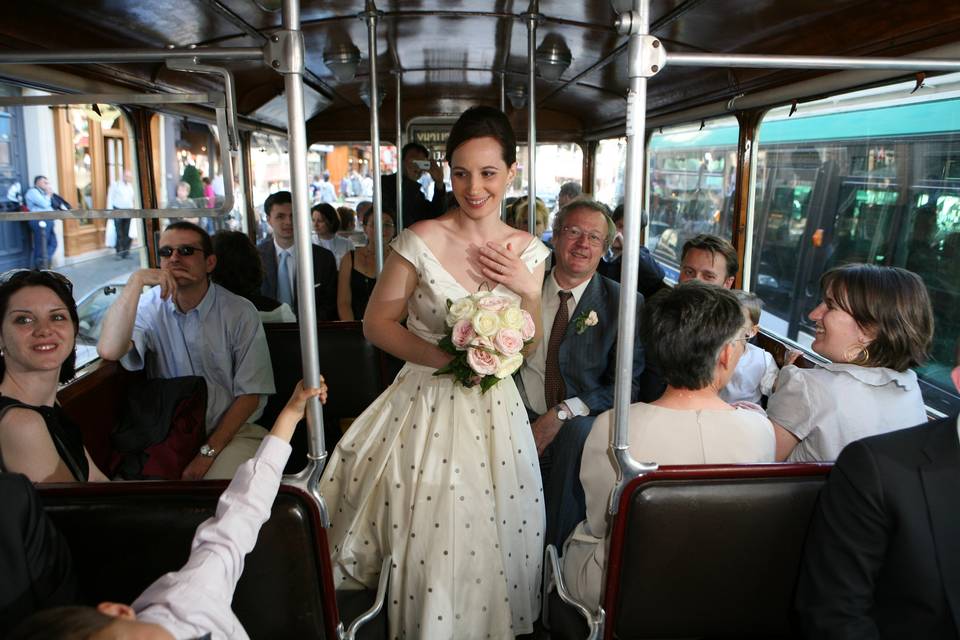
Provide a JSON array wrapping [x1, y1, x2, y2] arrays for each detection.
[[544, 290, 573, 409]]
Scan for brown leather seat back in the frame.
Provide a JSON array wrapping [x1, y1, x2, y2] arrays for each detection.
[[604, 465, 830, 639], [39, 481, 340, 638], [261, 322, 397, 472]]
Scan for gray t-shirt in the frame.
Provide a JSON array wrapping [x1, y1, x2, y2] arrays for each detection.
[[768, 363, 927, 462]]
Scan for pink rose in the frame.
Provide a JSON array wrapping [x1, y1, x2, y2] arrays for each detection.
[[493, 328, 524, 356], [520, 310, 536, 341], [470, 336, 495, 350], [466, 346, 499, 376], [451, 318, 476, 350], [476, 295, 510, 312]]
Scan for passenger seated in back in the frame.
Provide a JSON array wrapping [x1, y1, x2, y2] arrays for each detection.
[[766, 264, 933, 462], [0, 270, 108, 482], [211, 231, 296, 323], [719, 290, 779, 404], [560, 282, 775, 608], [9, 380, 327, 640]]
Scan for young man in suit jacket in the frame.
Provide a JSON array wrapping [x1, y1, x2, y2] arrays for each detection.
[[795, 355, 960, 639], [257, 191, 338, 321], [516, 199, 656, 550]]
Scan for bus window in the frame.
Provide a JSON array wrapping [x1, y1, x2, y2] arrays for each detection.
[[156, 114, 242, 233], [512, 143, 584, 237], [646, 117, 739, 280], [0, 87, 148, 370], [751, 79, 960, 414], [594, 137, 626, 210]]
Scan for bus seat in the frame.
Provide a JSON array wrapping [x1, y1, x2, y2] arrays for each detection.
[[59, 360, 144, 473], [546, 463, 830, 640], [261, 322, 397, 474], [755, 331, 817, 370], [38, 480, 342, 638]]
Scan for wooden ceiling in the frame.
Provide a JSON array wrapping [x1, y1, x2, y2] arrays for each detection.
[[0, 1, 957, 142]]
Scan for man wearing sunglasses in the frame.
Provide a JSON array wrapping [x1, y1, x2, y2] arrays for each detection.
[[98, 221, 275, 481]]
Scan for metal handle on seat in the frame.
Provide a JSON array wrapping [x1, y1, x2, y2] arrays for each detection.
[[340, 554, 392, 640], [542, 544, 604, 640]]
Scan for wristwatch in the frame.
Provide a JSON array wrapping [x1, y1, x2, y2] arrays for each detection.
[[555, 403, 572, 421], [199, 444, 218, 458]]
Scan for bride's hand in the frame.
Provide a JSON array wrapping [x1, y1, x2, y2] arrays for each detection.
[[478, 242, 538, 297]]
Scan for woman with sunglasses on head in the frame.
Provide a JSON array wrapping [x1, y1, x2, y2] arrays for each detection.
[[0, 270, 108, 482], [767, 263, 934, 462]]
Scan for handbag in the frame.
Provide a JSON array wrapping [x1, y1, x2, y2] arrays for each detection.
[[109, 376, 207, 480]]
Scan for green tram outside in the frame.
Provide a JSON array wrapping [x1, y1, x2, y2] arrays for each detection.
[[645, 89, 960, 416]]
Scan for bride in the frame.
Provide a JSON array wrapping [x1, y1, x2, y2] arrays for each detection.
[[320, 106, 549, 638]]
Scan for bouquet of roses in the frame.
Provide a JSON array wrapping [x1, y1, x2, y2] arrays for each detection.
[[434, 291, 536, 392]]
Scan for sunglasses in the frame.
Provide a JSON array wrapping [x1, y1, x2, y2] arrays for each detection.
[[0, 268, 74, 293], [158, 245, 204, 258]]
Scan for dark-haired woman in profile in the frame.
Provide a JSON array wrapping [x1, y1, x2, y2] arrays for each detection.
[[0, 271, 108, 482], [211, 231, 295, 323], [767, 264, 933, 462], [321, 106, 549, 638]]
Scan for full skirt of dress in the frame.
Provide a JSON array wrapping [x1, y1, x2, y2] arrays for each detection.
[[321, 362, 545, 639]]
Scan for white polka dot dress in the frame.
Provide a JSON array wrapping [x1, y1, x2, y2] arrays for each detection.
[[320, 230, 549, 639]]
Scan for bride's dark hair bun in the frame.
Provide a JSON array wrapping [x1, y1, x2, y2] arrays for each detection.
[[445, 106, 517, 167]]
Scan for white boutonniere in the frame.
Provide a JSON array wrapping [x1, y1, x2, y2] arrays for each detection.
[[574, 309, 599, 335]]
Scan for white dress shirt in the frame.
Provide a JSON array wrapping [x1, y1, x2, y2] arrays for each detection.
[[107, 180, 136, 210], [134, 436, 291, 639], [519, 271, 591, 417], [272, 239, 298, 296]]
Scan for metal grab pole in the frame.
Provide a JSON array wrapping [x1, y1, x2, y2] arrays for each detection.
[[526, 3, 537, 237], [364, 1, 385, 275], [395, 71, 403, 231], [609, 0, 659, 516], [665, 51, 960, 72], [499, 71, 507, 221], [278, 0, 327, 515]]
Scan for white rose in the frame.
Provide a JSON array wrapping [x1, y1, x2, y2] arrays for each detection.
[[471, 290, 492, 300], [499, 306, 524, 331], [446, 297, 477, 327], [471, 309, 501, 337], [495, 353, 524, 379], [586, 310, 599, 326]]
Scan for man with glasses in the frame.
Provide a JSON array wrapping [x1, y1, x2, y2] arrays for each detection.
[[516, 198, 654, 550], [257, 191, 338, 320], [98, 221, 275, 480]]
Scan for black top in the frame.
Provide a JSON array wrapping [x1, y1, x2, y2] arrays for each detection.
[[349, 250, 378, 320], [0, 396, 89, 481]]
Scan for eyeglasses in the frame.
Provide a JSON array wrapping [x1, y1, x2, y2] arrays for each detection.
[[0, 269, 73, 293], [158, 245, 204, 258], [561, 225, 605, 247]]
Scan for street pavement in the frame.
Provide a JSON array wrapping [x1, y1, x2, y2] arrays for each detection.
[[59, 250, 144, 301]]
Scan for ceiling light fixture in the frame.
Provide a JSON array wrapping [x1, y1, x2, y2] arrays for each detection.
[[535, 38, 572, 82], [323, 42, 361, 83], [359, 81, 386, 110], [507, 85, 527, 110]]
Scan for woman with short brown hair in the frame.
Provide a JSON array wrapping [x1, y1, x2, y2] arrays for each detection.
[[768, 263, 934, 462]]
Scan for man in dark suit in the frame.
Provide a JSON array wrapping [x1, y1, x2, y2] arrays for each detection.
[[257, 191, 338, 320], [380, 142, 447, 228], [517, 198, 654, 550], [795, 357, 960, 639], [0, 473, 75, 635]]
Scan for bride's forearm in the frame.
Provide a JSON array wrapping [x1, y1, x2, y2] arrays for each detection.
[[519, 293, 543, 356], [364, 318, 452, 369]]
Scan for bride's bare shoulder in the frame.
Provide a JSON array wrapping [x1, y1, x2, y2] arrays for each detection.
[[505, 228, 537, 254], [409, 216, 455, 242]]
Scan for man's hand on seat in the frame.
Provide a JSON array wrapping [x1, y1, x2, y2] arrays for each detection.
[[181, 454, 215, 481]]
